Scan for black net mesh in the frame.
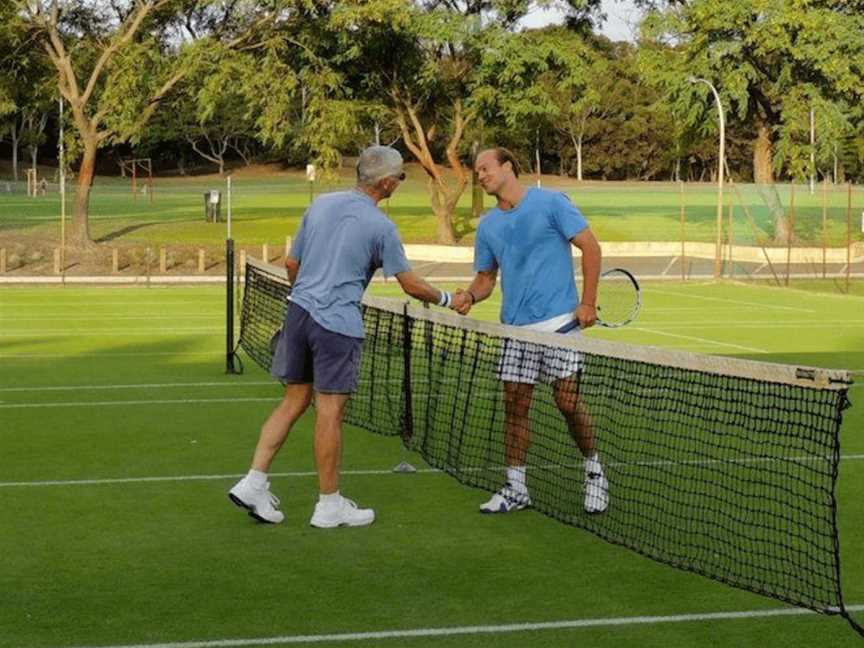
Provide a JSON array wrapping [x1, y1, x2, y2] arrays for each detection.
[[237, 259, 855, 622]]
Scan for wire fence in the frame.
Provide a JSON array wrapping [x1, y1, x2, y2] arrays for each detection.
[[0, 173, 860, 291]]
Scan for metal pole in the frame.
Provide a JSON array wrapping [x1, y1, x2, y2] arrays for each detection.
[[822, 177, 828, 279], [679, 180, 686, 281], [847, 183, 852, 293], [810, 108, 815, 195], [786, 183, 795, 287], [689, 77, 725, 279], [535, 129, 541, 188], [728, 199, 734, 279], [226, 175, 238, 374], [59, 96, 65, 283]]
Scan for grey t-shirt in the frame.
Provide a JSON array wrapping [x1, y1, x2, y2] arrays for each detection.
[[288, 190, 411, 338]]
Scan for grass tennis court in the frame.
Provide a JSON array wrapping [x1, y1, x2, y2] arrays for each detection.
[[1, 280, 862, 647]]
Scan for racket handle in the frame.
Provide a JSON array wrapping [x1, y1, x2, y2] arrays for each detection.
[[555, 320, 580, 334]]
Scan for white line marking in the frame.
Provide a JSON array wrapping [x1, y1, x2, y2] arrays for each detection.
[[61, 605, 864, 648], [4, 455, 863, 488], [0, 328, 222, 337], [0, 381, 275, 393], [0, 352, 222, 358], [0, 397, 279, 409], [0, 301, 221, 307], [630, 327, 766, 353], [640, 322, 864, 330], [0, 315, 220, 322], [649, 289, 816, 313]]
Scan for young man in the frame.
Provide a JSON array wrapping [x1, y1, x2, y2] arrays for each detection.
[[228, 145, 458, 528], [452, 147, 609, 515]]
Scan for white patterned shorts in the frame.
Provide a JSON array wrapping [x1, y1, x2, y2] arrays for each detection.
[[496, 335, 582, 385]]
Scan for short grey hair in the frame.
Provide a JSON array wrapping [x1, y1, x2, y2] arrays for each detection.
[[357, 146, 404, 186]]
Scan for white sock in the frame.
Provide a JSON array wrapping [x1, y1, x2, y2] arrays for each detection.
[[507, 466, 527, 493], [584, 454, 603, 477], [319, 491, 342, 508], [247, 469, 268, 488]]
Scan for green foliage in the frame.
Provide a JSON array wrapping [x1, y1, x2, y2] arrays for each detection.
[[639, 0, 864, 181]]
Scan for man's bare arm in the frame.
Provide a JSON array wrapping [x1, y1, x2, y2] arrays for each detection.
[[571, 228, 601, 328], [285, 256, 300, 285]]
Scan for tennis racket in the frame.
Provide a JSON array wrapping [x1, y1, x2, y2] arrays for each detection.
[[557, 268, 641, 332]]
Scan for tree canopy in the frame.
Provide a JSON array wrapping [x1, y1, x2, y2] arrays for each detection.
[[3, 0, 863, 244]]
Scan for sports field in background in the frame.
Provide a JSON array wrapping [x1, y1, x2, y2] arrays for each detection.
[[0, 280, 862, 648], [1, 168, 861, 247]]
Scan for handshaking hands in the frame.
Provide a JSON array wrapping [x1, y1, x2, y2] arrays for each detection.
[[449, 289, 474, 315]]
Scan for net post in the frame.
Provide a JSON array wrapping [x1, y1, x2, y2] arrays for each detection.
[[393, 301, 417, 474], [225, 175, 241, 375], [226, 238, 239, 374]]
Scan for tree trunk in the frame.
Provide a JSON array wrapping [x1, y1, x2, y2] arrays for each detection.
[[576, 135, 583, 182], [30, 146, 38, 171], [10, 121, 19, 182], [71, 140, 98, 247], [429, 179, 456, 245], [753, 122, 774, 184]]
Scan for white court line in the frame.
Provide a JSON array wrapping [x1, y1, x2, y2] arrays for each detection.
[[4, 455, 864, 488], [630, 327, 766, 353], [0, 381, 275, 393], [0, 315, 220, 322], [740, 282, 864, 302], [641, 322, 864, 330], [648, 289, 816, 313], [0, 397, 278, 410], [0, 352, 222, 358], [60, 605, 864, 648], [0, 328, 221, 337], [0, 301, 221, 307]]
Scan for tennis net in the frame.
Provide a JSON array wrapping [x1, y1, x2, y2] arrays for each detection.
[[237, 257, 858, 634]]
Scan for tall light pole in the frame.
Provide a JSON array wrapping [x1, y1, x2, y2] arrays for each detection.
[[689, 76, 725, 278], [59, 95, 66, 281], [809, 107, 815, 195]]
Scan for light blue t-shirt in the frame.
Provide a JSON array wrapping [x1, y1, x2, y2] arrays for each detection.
[[289, 190, 411, 338], [474, 188, 589, 326]]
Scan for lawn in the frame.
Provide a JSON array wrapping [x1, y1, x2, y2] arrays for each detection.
[[0, 279, 861, 648], [1, 168, 860, 248]]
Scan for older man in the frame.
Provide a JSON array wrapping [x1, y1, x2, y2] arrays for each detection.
[[229, 146, 456, 528]]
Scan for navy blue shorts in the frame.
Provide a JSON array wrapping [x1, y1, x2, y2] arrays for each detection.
[[270, 303, 363, 394]]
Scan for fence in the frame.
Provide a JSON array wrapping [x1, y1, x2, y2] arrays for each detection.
[[0, 172, 860, 291]]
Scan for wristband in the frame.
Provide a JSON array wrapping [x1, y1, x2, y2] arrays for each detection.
[[467, 290, 477, 305], [437, 291, 452, 308]]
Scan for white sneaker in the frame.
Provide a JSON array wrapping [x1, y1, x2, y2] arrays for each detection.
[[479, 483, 531, 514], [584, 472, 609, 514], [228, 477, 285, 524], [310, 496, 375, 528]]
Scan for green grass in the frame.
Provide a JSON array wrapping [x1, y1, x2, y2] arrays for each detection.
[[0, 281, 862, 648], [2, 170, 861, 247]]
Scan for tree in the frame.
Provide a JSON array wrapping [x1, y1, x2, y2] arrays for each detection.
[[639, 0, 864, 239], [149, 48, 261, 175], [19, 0, 270, 246], [330, 0, 604, 243], [639, 0, 864, 184], [0, 7, 50, 182]]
